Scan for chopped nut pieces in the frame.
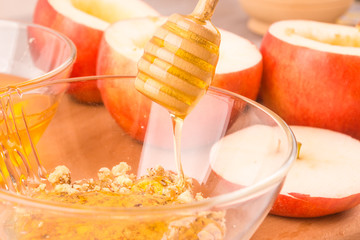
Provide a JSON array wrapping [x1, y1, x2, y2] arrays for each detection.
[[13, 162, 226, 240], [48, 165, 71, 184]]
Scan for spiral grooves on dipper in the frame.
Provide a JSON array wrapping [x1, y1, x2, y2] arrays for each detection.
[[135, 14, 220, 117]]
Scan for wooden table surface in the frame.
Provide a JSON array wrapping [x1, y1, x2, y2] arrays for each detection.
[[252, 206, 360, 240], [3, 0, 360, 239]]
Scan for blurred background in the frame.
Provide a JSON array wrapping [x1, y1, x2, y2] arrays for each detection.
[[1, 0, 358, 48]]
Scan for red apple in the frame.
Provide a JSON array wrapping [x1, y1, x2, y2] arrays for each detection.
[[33, 0, 159, 103], [271, 126, 360, 218], [259, 20, 360, 140], [212, 31, 263, 100], [97, 17, 262, 142], [210, 124, 360, 218]]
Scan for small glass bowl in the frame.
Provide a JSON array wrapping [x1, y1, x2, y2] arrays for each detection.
[[0, 19, 76, 89]]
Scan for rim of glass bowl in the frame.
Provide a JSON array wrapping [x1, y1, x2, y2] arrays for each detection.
[[0, 75, 297, 216], [0, 19, 76, 86]]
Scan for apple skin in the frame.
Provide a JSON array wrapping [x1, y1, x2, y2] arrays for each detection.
[[33, 0, 101, 78], [96, 38, 149, 140], [96, 36, 138, 77], [259, 21, 360, 140], [33, 0, 158, 103], [97, 19, 262, 142], [212, 61, 262, 101], [98, 77, 151, 142], [271, 192, 360, 218], [270, 125, 360, 218], [33, 0, 103, 103]]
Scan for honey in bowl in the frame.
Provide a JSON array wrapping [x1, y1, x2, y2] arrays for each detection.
[[0, 73, 28, 86], [11, 163, 226, 240], [0, 73, 59, 190]]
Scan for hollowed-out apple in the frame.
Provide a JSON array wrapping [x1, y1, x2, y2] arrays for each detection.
[[33, 0, 159, 103], [259, 20, 360, 140]]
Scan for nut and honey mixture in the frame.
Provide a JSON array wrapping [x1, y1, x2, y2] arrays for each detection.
[[33, 162, 199, 207], [12, 162, 226, 240]]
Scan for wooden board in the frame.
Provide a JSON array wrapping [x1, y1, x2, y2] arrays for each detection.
[[252, 205, 360, 239]]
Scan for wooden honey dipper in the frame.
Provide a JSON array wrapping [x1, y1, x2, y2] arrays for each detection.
[[135, 0, 220, 119]]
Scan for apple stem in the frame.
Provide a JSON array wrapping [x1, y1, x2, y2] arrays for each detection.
[[191, 0, 219, 21], [296, 141, 302, 159]]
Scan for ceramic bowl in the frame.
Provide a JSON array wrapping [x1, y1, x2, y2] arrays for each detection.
[[238, 0, 354, 35]]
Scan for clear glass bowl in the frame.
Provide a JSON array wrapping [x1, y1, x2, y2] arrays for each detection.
[[0, 76, 297, 240], [0, 19, 76, 88]]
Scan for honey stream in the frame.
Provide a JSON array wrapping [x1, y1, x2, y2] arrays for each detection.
[[135, 0, 221, 186], [171, 115, 185, 187]]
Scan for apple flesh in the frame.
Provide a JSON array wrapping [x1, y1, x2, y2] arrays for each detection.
[[33, 0, 159, 103], [212, 31, 263, 100], [210, 124, 360, 218], [259, 20, 360, 140], [97, 17, 262, 142], [209, 124, 288, 187], [97, 17, 166, 77], [272, 126, 360, 218]]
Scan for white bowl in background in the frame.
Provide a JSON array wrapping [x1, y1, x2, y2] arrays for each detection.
[[238, 0, 354, 35]]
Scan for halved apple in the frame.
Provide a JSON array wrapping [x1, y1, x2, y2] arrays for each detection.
[[210, 124, 360, 218], [271, 126, 360, 218], [259, 20, 360, 140], [97, 17, 262, 142], [33, 0, 159, 103]]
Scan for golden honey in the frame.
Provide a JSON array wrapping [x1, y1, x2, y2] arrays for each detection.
[[10, 163, 226, 240], [0, 74, 58, 190]]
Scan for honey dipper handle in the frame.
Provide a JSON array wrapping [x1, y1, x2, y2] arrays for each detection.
[[191, 0, 219, 21]]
